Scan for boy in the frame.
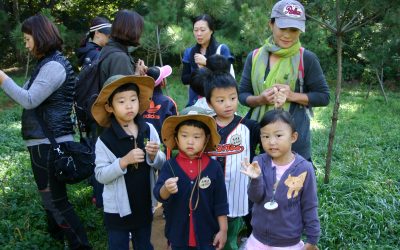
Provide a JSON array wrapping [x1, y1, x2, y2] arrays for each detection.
[[153, 109, 229, 250], [91, 75, 166, 250], [203, 55, 260, 250]]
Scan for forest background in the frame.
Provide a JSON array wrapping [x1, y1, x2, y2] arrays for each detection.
[[0, 0, 399, 249]]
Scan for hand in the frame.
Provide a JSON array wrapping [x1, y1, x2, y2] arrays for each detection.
[[194, 53, 207, 67], [259, 88, 276, 105], [240, 158, 261, 179], [304, 243, 319, 250], [135, 59, 148, 76], [164, 177, 179, 194], [213, 230, 227, 250], [0, 70, 9, 85], [120, 148, 145, 169], [145, 141, 160, 161], [274, 84, 292, 102], [273, 87, 288, 109]]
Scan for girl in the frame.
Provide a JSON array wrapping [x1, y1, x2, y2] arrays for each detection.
[[241, 109, 320, 250]]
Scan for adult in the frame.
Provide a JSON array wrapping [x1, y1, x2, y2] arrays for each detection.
[[0, 15, 91, 249], [99, 9, 147, 86], [181, 14, 234, 107], [76, 16, 111, 68], [239, 0, 330, 161], [76, 16, 112, 208]]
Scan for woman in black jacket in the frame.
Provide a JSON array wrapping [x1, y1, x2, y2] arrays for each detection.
[[99, 9, 147, 87], [0, 15, 91, 249]]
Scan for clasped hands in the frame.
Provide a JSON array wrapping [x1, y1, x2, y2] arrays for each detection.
[[260, 84, 291, 109]]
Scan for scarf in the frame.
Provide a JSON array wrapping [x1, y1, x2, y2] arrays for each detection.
[[250, 36, 301, 121]]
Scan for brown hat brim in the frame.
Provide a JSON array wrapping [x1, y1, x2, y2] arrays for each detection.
[[161, 114, 220, 151], [91, 75, 154, 127]]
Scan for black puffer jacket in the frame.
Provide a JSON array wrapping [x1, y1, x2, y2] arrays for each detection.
[[21, 51, 75, 140]]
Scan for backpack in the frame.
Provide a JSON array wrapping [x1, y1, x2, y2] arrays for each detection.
[[215, 44, 236, 78], [74, 48, 122, 133]]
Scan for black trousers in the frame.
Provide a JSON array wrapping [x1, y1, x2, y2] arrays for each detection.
[[28, 144, 91, 249]]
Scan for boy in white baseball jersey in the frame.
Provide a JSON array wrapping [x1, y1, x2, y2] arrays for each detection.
[[203, 55, 260, 250]]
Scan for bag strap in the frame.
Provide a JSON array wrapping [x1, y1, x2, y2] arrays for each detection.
[[298, 47, 305, 93], [216, 44, 223, 55], [34, 110, 64, 155]]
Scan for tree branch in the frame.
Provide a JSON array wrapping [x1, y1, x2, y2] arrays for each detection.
[[306, 14, 337, 33], [344, 12, 381, 33], [341, 5, 367, 32]]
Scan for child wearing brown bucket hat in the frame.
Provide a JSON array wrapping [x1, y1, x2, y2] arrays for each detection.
[[153, 108, 229, 250], [92, 74, 166, 250]]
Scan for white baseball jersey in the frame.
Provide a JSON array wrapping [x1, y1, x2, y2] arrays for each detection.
[[208, 115, 259, 217]]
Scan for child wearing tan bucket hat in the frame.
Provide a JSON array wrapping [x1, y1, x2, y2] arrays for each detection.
[[92, 74, 166, 249], [153, 107, 229, 249]]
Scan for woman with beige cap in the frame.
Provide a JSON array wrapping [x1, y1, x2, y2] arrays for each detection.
[[239, 0, 330, 162]]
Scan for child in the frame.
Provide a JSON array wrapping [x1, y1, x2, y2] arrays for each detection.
[[202, 55, 260, 250], [143, 65, 178, 155], [240, 109, 320, 250], [189, 54, 234, 114], [91, 75, 166, 250], [153, 109, 229, 250]]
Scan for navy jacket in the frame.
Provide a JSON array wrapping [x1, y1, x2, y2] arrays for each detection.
[[142, 87, 178, 138], [249, 153, 320, 246], [154, 156, 229, 247]]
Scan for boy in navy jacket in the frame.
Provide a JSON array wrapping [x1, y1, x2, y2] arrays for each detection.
[[154, 108, 229, 250]]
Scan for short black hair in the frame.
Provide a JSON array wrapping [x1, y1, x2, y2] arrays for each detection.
[[175, 119, 210, 138], [259, 109, 297, 132], [108, 83, 140, 105], [190, 54, 237, 99]]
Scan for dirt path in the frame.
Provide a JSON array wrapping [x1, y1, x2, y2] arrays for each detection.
[[151, 206, 169, 250]]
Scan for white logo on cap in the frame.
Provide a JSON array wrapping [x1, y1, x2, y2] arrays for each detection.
[[283, 4, 303, 18]]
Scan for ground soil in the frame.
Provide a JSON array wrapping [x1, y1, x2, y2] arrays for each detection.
[[150, 206, 169, 250]]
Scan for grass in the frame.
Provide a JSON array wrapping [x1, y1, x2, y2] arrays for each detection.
[[0, 71, 399, 249]]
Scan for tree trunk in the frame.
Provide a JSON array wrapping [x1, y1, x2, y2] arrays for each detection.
[[375, 67, 388, 103], [156, 25, 163, 67], [324, 34, 343, 184], [12, 0, 20, 23], [366, 79, 372, 99]]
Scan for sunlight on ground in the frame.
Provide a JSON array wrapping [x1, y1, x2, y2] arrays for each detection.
[[311, 119, 325, 130], [340, 102, 362, 113]]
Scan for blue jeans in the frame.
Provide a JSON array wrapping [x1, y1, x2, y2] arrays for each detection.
[[28, 144, 91, 249], [172, 246, 215, 250], [108, 224, 153, 250]]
